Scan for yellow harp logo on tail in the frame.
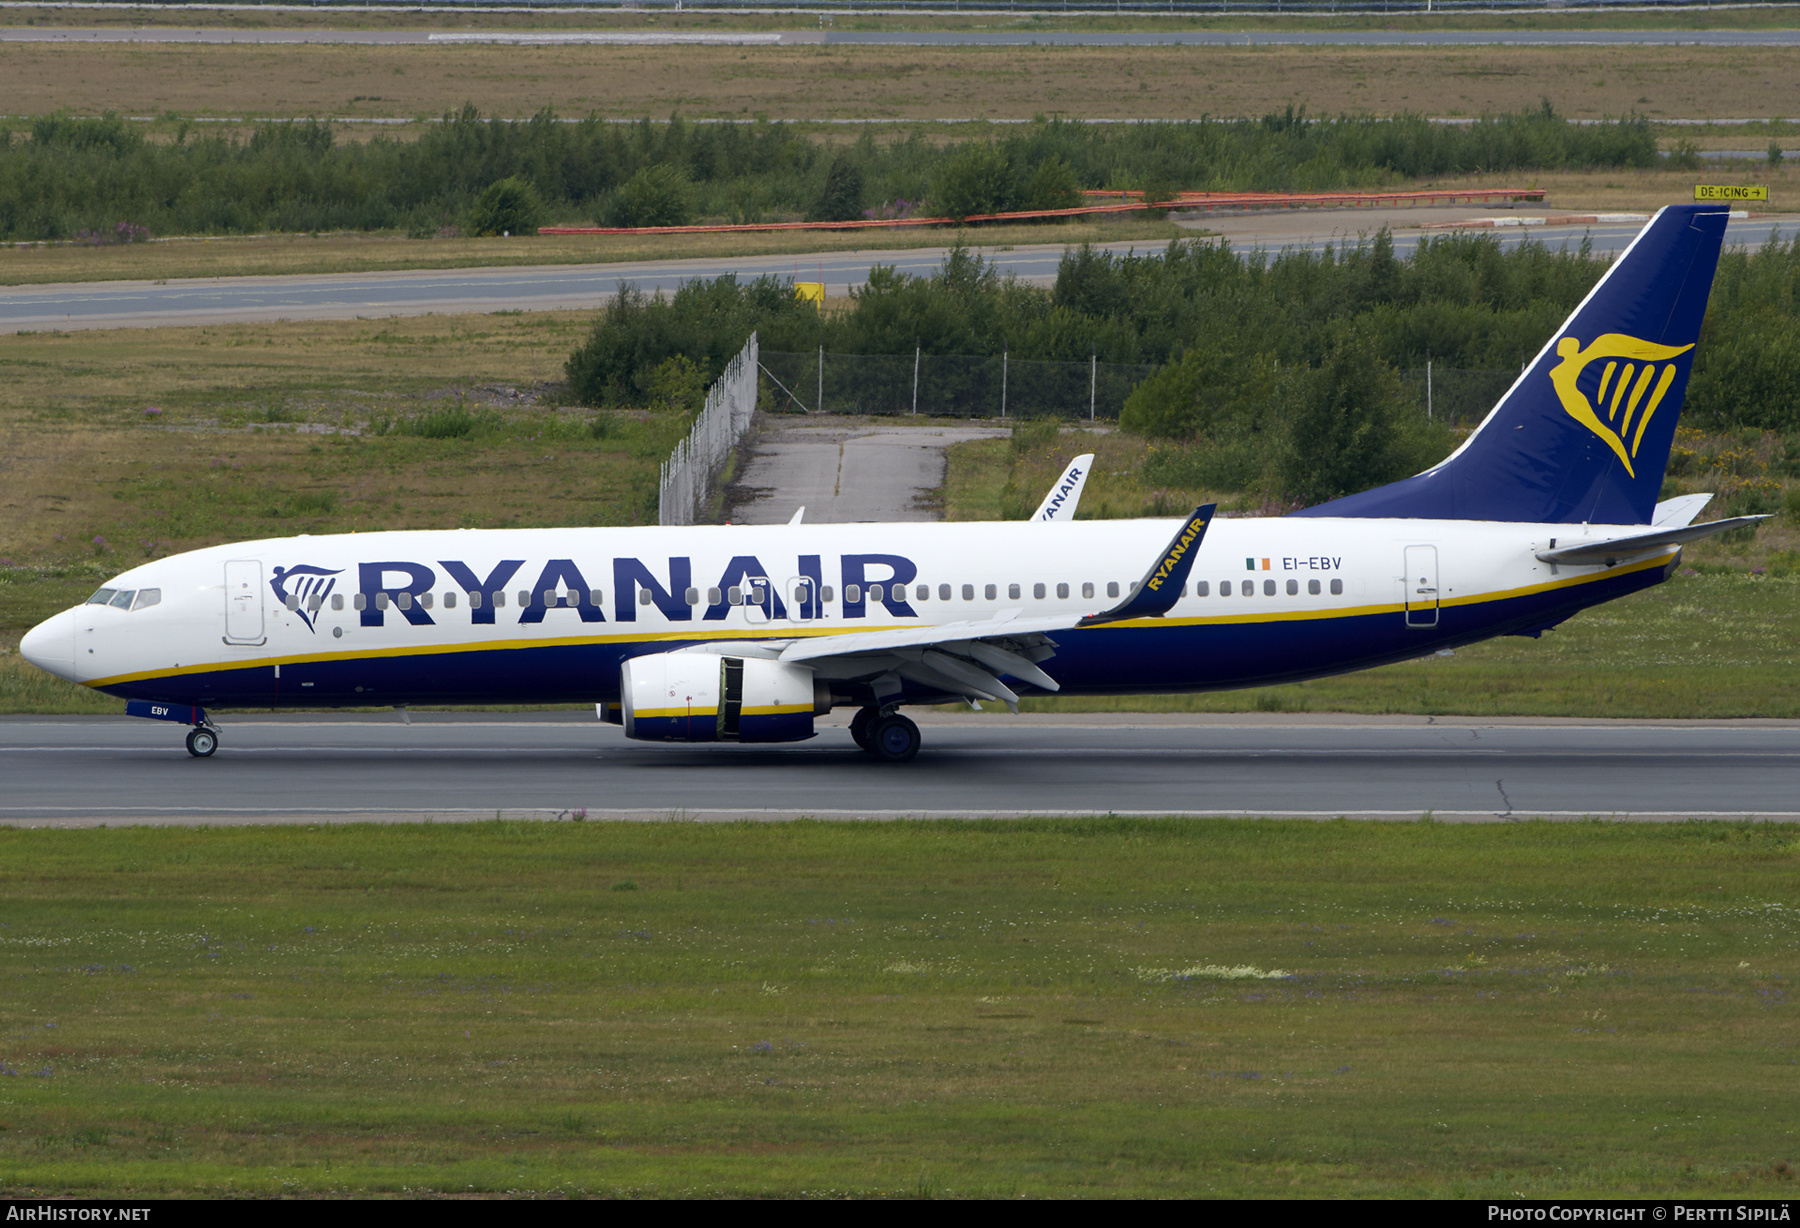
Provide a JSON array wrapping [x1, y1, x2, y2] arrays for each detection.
[[1547, 333, 1694, 478]]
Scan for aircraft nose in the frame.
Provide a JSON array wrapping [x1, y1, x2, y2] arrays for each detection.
[[19, 609, 78, 682]]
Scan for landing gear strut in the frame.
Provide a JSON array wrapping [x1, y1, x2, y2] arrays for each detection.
[[185, 726, 218, 758]]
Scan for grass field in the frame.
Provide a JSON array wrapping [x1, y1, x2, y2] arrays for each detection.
[[0, 818, 1794, 1197], [0, 310, 681, 705], [3, 41, 1798, 123], [8, 4, 1797, 29]]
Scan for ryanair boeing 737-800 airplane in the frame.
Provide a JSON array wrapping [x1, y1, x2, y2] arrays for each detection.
[[18, 205, 1761, 762]]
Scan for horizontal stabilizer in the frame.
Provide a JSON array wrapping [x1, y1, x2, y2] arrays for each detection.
[[1078, 505, 1215, 626], [1534, 515, 1767, 566], [1651, 492, 1714, 527]]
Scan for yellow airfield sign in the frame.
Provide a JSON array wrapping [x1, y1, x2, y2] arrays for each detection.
[[1694, 184, 1769, 202]]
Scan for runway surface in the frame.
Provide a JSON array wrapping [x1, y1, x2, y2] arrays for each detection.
[[6, 26, 1800, 47], [3, 714, 1796, 824], [7, 216, 1791, 332]]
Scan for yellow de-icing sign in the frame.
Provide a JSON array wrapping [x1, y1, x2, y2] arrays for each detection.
[[794, 281, 825, 303], [1694, 185, 1768, 201]]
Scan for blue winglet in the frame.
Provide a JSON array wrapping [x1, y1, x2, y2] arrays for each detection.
[[1079, 505, 1216, 626]]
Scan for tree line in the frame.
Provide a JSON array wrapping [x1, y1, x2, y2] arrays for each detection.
[[0, 104, 1656, 241], [565, 230, 1800, 507]]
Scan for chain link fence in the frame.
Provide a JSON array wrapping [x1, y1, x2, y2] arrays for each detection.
[[659, 332, 758, 526], [1396, 365, 1522, 428], [759, 349, 1159, 420]]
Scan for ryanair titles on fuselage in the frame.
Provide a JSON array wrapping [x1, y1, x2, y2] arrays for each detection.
[[286, 552, 937, 631]]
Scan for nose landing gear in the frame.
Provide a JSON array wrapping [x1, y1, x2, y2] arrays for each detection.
[[123, 701, 218, 757]]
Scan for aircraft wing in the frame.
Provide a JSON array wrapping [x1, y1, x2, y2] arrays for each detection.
[[1535, 514, 1767, 567], [777, 505, 1216, 710]]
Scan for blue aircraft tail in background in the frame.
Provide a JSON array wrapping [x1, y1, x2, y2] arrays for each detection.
[[1294, 203, 1731, 526]]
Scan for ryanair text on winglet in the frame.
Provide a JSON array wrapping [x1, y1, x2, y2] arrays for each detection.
[[1144, 514, 1209, 592]]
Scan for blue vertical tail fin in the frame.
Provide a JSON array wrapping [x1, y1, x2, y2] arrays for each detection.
[[1294, 203, 1730, 525]]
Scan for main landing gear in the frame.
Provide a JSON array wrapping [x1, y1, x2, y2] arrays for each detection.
[[185, 726, 219, 758], [850, 707, 921, 764]]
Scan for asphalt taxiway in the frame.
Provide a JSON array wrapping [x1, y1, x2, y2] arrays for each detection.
[[6, 215, 1793, 333], [3, 714, 1795, 825]]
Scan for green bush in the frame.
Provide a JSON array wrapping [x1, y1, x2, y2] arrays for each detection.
[[807, 155, 865, 223], [603, 164, 695, 229], [933, 143, 1011, 219], [564, 274, 821, 407], [1273, 333, 1448, 506], [465, 176, 543, 237]]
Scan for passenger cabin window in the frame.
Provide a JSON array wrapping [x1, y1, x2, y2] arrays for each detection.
[[684, 588, 700, 606], [985, 584, 996, 601], [1263, 580, 1276, 596], [468, 591, 483, 609], [821, 586, 834, 602], [1056, 583, 1069, 599], [1194, 581, 1209, 597], [396, 592, 411, 610], [444, 591, 458, 609], [938, 584, 951, 601], [87, 588, 117, 606], [1286, 580, 1298, 596], [729, 586, 743, 605], [307, 595, 322, 613], [132, 588, 161, 611], [284, 594, 300, 611], [915, 584, 929, 601], [354, 594, 368, 611], [844, 584, 861, 604], [639, 589, 653, 606], [1219, 581, 1232, 597], [517, 590, 530, 608], [1330, 579, 1344, 595], [1008, 584, 1021, 600], [591, 589, 604, 607], [1081, 582, 1094, 599], [869, 584, 884, 602], [962, 584, 974, 601], [421, 592, 434, 610], [1033, 583, 1046, 600], [707, 587, 721, 605], [333, 594, 346, 611], [1308, 580, 1320, 596]]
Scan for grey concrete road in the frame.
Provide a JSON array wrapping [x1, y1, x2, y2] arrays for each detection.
[[2, 714, 1796, 824], [7, 26, 1800, 47], [726, 420, 1010, 524], [8, 216, 1792, 333]]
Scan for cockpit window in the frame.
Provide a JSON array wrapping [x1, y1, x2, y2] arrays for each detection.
[[108, 590, 136, 609], [86, 588, 117, 606], [132, 588, 161, 611]]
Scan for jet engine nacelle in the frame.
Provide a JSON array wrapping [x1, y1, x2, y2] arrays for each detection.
[[621, 652, 828, 743]]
